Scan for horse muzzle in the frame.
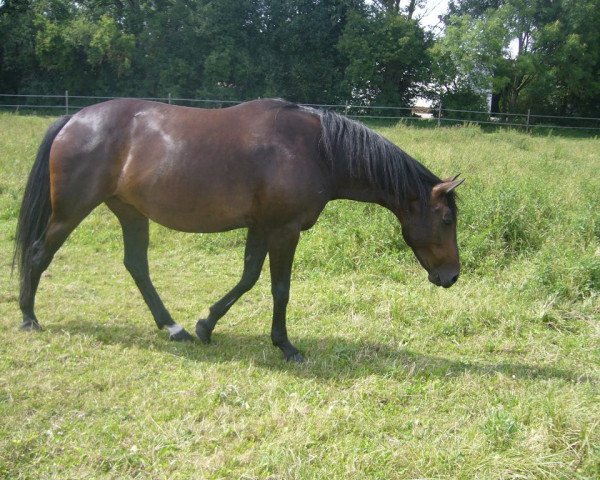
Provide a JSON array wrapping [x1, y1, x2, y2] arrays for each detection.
[[428, 268, 460, 288]]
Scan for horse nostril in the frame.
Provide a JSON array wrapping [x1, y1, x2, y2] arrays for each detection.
[[450, 274, 459, 285]]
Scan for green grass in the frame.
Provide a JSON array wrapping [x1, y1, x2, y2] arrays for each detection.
[[0, 112, 598, 479]]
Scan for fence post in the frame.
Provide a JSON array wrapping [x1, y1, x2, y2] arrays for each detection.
[[168, 92, 171, 105], [65, 90, 69, 115], [345, 101, 349, 116], [437, 102, 442, 127], [526, 108, 531, 132]]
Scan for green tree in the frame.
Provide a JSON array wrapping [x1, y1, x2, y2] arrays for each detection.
[[372, 0, 426, 19], [433, 2, 538, 115], [255, 0, 359, 103], [0, 0, 38, 93], [0, 0, 435, 107], [441, 0, 600, 117], [128, 0, 211, 97], [526, 0, 600, 117], [0, 0, 134, 95], [338, 8, 431, 106]]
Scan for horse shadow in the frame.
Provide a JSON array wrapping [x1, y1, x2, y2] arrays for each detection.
[[49, 319, 595, 385]]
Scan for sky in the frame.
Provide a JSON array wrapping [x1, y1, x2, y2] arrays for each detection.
[[416, 0, 450, 33]]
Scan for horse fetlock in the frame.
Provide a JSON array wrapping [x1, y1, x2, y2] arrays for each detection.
[[168, 328, 195, 342], [282, 348, 305, 363], [20, 316, 42, 331], [272, 337, 304, 362]]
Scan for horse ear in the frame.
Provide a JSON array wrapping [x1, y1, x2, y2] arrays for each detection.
[[446, 177, 465, 193], [433, 178, 465, 197], [442, 173, 461, 183]]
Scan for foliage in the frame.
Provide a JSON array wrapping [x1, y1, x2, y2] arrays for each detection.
[[428, 11, 508, 117], [437, 89, 489, 121], [250, 0, 357, 103], [0, 113, 599, 478], [338, 9, 431, 106], [0, 0, 367, 103], [430, 12, 508, 95], [1, 1, 599, 114], [524, 0, 600, 117], [442, 0, 600, 117]]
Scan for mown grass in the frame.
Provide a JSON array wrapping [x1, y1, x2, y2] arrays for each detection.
[[0, 112, 598, 479]]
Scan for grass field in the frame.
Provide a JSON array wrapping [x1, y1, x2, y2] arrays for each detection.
[[0, 112, 598, 479]]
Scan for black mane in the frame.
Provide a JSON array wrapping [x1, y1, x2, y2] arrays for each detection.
[[317, 109, 456, 213]]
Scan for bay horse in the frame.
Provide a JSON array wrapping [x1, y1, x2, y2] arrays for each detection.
[[13, 98, 463, 362]]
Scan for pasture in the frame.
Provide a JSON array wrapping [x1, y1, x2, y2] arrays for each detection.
[[0, 112, 598, 479]]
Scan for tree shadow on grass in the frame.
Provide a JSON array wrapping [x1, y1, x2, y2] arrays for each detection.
[[49, 320, 597, 385]]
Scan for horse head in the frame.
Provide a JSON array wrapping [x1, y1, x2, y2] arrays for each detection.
[[399, 174, 464, 288]]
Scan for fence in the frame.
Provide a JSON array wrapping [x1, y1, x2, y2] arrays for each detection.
[[1, 92, 599, 132]]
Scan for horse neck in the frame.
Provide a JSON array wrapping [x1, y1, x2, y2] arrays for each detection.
[[318, 111, 429, 212], [329, 158, 394, 207]]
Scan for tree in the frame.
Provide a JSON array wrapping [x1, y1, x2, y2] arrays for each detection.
[[0, 0, 433, 107], [372, 0, 426, 19], [441, 0, 600, 117], [435, 1, 539, 114], [0, 0, 38, 93], [253, 0, 361, 103], [526, 0, 600, 117], [428, 13, 504, 116], [338, 8, 431, 106], [0, 0, 135, 95]]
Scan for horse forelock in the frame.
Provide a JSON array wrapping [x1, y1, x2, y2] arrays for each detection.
[[318, 109, 450, 212]]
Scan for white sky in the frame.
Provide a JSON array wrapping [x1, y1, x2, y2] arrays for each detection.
[[416, 0, 450, 33]]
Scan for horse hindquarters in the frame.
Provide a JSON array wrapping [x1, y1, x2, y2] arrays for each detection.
[[14, 116, 89, 329], [16, 111, 124, 330]]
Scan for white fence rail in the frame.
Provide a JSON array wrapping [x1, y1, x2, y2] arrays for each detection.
[[1, 93, 599, 132]]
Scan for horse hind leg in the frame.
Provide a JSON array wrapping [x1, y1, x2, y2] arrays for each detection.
[[19, 214, 84, 330], [105, 199, 194, 341]]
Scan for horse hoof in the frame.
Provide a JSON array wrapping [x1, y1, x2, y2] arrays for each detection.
[[169, 328, 195, 342], [285, 352, 305, 363], [195, 320, 212, 344], [20, 319, 42, 331]]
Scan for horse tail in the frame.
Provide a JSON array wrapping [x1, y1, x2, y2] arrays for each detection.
[[12, 115, 72, 281]]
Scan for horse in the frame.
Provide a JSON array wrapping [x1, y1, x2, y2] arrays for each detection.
[[13, 98, 464, 362]]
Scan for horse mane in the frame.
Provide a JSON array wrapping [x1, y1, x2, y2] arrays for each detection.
[[316, 108, 456, 213]]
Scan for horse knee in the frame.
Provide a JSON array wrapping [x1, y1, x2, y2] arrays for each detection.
[[238, 265, 263, 291], [238, 276, 258, 293], [271, 283, 289, 304], [124, 258, 147, 279]]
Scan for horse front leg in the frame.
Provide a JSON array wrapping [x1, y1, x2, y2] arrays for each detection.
[[196, 228, 267, 343], [107, 199, 194, 341], [266, 225, 303, 363]]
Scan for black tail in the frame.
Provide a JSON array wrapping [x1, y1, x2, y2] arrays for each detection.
[[12, 115, 72, 283]]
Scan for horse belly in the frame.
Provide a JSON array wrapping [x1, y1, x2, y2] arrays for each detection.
[[149, 202, 252, 233], [117, 155, 257, 232]]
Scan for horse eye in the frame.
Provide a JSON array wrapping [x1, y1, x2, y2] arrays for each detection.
[[442, 214, 453, 225]]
